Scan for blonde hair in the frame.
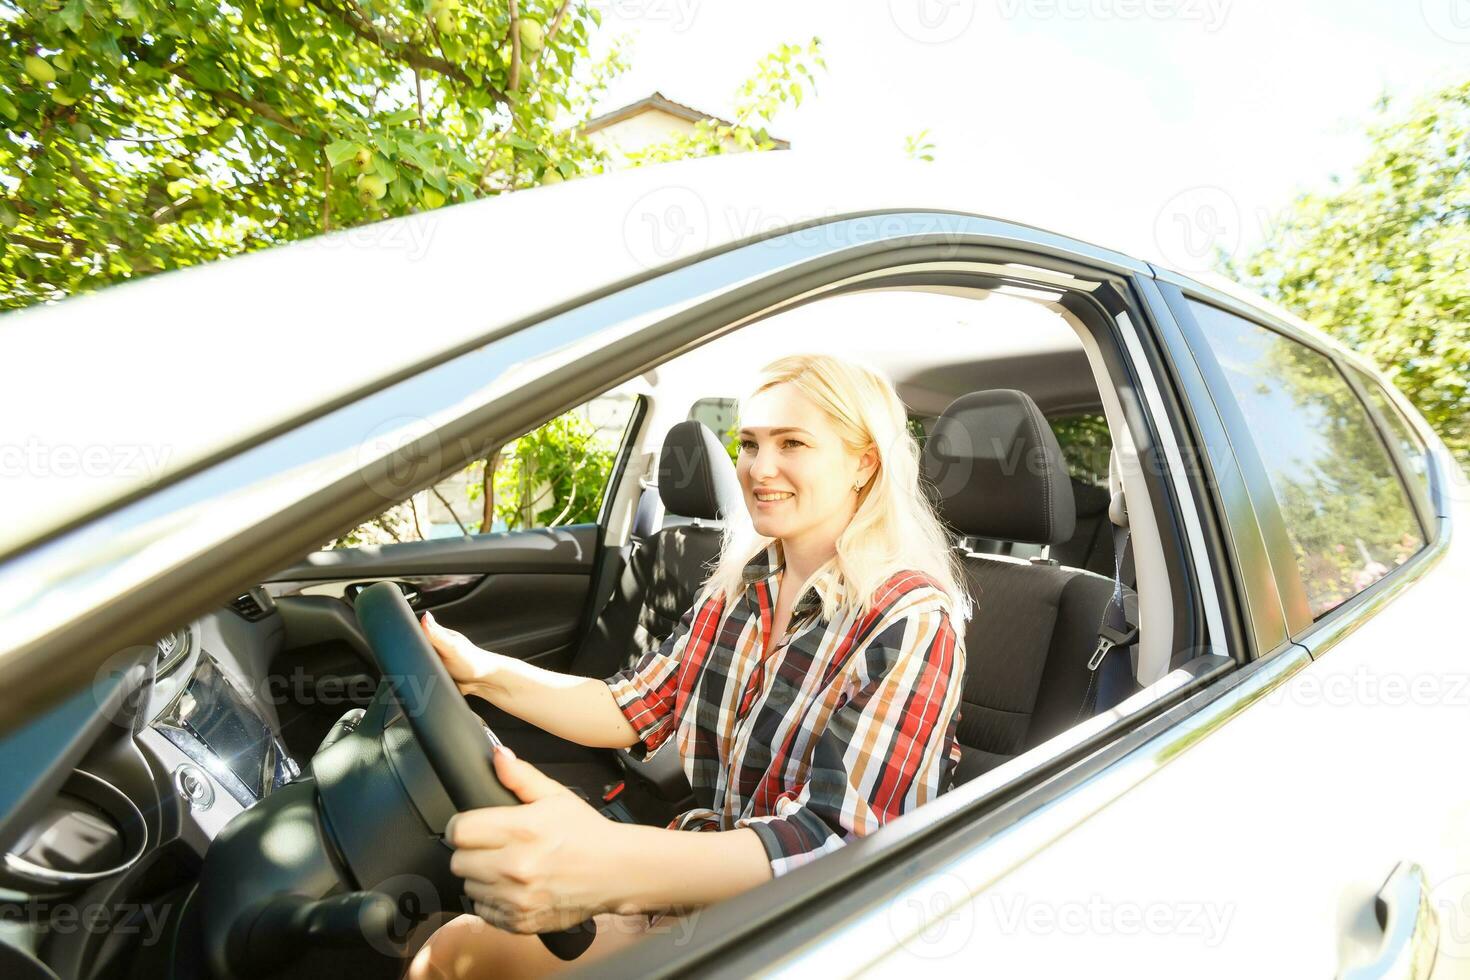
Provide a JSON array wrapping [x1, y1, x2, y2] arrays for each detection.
[[701, 353, 972, 634]]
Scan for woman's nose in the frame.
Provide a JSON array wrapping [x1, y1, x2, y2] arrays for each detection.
[[748, 446, 779, 481]]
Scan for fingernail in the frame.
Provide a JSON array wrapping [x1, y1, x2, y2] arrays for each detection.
[[494, 743, 516, 761]]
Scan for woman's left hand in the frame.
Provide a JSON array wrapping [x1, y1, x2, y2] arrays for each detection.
[[446, 745, 630, 933]]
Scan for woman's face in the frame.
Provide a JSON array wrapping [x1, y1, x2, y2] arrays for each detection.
[[736, 382, 876, 549]]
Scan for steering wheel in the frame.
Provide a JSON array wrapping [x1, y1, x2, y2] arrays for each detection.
[[352, 581, 597, 961]]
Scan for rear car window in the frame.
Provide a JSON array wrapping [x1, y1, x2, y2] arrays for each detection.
[[1347, 366, 1434, 505], [1188, 302, 1425, 619], [1049, 413, 1113, 488]]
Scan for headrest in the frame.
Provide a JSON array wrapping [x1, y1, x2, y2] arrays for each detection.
[[919, 389, 1077, 545], [656, 420, 743, 521]]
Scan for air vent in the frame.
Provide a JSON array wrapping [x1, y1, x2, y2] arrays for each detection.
[[229, 591, 269, 622], [154, 627, 192, 677]]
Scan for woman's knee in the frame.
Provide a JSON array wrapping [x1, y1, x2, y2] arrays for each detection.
[[408, 913, 528, 980]]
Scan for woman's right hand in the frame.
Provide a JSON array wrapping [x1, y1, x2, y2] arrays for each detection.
[[419, 611, 498, 697]]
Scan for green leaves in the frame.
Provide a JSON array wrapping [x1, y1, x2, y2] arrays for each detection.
[[0, 2, 821, 313], [629, 37, 824, 167], [325, 140, 363, 167], [1228, 79, 1470, 469]]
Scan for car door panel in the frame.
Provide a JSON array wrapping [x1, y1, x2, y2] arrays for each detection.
[[867, 528, 1467, 978], [267, 523, 598, 662], [262, 525, 598, 759]]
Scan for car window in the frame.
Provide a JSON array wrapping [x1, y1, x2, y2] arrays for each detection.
[[1188, 301, 1425, 618], [1049, 412, 1113, 488], [689, 397, 740, 464], [1347, 366, 1434, 504], [325, 394, 638, 549]]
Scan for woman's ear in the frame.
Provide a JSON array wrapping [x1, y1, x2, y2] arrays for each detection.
[[858, 446, 879, 488]]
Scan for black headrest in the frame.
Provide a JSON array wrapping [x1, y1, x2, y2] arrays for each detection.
[[919, 389, 1076, 545], [657, 420, 743, 520]]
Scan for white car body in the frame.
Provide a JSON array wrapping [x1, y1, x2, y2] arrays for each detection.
[[1, 152, 1464, 979]]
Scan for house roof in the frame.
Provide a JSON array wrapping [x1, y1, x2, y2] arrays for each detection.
[[581, 91, 791, 150]]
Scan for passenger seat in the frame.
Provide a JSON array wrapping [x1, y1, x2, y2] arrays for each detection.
[[485, 421, 737, 808], [919, 389, 1137, 785], [570, 419, 741, 680]]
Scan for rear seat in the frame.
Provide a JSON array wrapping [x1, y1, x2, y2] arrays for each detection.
[[919, 389, 1137, 785]]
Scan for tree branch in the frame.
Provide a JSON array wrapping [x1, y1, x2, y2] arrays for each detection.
[[307, 0, 505, 104], [508, 0, 521, 93], [171, 66, 307, 137], [526, 0, 571, 74], [321, 148, 332, 232]]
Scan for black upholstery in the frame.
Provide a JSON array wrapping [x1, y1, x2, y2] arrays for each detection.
[[920, 389, 1077, 545], [505, 422, 734, 812], [922, 390, 1128, 785], [1052, 478, 1116, 578], [571, 422, 731, 681], [655, 420, 743, 521]]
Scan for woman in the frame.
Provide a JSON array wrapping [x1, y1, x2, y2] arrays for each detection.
[[409, 353, 972, 979]]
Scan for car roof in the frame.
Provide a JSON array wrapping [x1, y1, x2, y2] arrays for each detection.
[[0, 150, 1338, 558]]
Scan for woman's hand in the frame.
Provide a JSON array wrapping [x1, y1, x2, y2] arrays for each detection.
[[419, 611, 498, 697], [447, 745, 632, 933]]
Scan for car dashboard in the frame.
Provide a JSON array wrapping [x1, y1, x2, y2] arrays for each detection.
[[0, 587, 306, 979]]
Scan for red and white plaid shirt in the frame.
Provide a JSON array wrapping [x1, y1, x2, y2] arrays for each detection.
[[604, 542, 966, 876]]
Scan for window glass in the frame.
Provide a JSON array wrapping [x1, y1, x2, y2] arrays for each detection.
[[1049, 413, 1113, 488], [1348, 366, 1433, 504], [689, 397, 740, 464], [1189, 302, 1424, 618], [326, 394, 637, 549]]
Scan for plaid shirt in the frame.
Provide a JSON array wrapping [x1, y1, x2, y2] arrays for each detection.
[[604, 542, 966, 876]]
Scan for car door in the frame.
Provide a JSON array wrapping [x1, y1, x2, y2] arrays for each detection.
[[887, 278, 1470, 979], [583, 255, 1463, 979], [258, 394, 647, 759]]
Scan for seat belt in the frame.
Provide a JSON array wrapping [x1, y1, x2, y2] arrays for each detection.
[[1076, 522, 1139, 723]]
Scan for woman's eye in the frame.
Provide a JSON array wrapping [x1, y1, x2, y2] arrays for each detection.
[[737, 438, 804, 451]]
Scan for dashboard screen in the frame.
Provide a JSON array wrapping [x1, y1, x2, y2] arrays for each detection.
[[153, 655, 298, 805]]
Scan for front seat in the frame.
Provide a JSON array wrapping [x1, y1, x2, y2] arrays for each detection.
[[920, 389, 1137, 786], [484, 420, 737, 808], [570, 419, 741, 680]]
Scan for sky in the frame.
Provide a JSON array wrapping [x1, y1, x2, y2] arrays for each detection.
[[581, 0, 1468, 272]]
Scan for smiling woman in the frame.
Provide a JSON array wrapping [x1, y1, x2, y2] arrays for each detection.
[[408, 353, 972, 977]]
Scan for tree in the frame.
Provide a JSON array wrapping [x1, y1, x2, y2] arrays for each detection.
[[1, 0, 628, 310], [1225, 79, 1470, 468], [624, 37, 824, 165], [0, 0, 633, 308]]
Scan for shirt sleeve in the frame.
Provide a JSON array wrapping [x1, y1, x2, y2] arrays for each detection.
[[603, 587, 716, 761], [734, 590, 965, 876]]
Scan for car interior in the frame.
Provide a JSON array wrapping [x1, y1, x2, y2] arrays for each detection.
[[0, 283, 1199, 979]]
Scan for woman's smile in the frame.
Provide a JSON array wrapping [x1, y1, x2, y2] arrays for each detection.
[[754, 489, 795, 506]]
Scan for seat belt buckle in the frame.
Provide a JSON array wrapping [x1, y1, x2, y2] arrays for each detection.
[[1088, 623, 1138, 671]]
